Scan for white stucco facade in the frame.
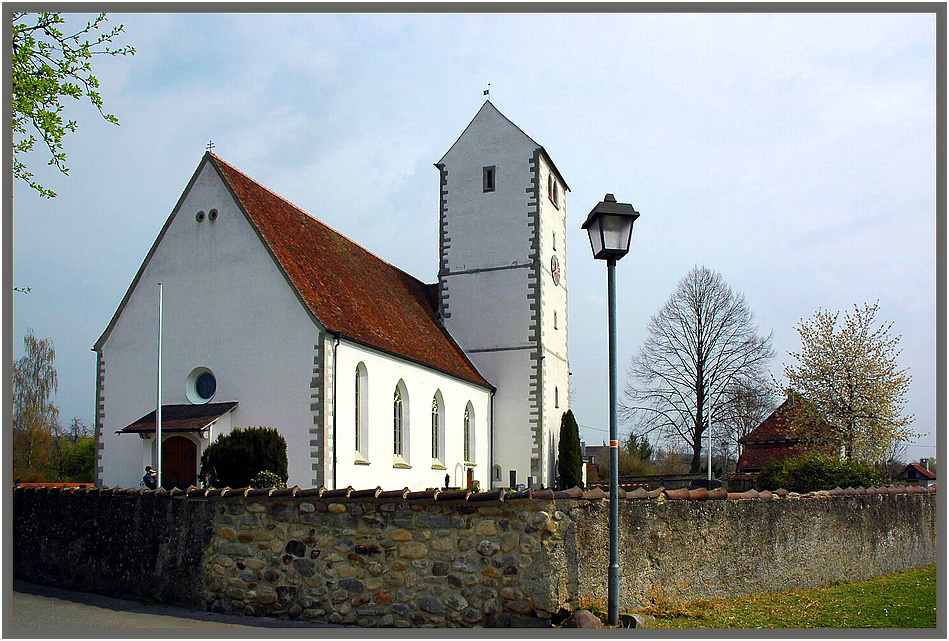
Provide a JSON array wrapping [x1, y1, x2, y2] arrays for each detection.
[[96, 155, 494, 492], [332, 340, 491, 491], [96, 164, 321, 489]]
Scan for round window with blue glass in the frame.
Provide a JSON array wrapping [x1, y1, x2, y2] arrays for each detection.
[[195, 372, 216, 400], [186, 367, 217, 404]]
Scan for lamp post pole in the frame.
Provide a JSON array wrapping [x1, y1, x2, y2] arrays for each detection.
[[582, 193, 639, 628], [607, 257, 620, 626]]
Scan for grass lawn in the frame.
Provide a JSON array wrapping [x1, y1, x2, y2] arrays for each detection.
[[635, 564, 937, 628]]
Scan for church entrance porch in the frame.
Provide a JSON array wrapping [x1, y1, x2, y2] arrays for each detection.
[[161, 436, 197, 489]]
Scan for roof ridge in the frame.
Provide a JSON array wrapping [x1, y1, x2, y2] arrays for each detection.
[[207, 153, 431, 289]]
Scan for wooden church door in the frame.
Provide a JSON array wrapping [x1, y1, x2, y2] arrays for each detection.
[[161, 436, 197, 489]]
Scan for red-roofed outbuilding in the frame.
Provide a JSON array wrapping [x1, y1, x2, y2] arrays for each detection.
[[737, 393, 837, 474]]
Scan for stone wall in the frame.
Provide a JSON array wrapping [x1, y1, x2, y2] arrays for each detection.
[[12, 484, 937, 627], [570, 488, 938, 609], [13, 486, 215, 608], [202, 488, 568, 627]]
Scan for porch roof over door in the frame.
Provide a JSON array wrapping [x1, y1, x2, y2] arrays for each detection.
[[117, 402, 238, 435]]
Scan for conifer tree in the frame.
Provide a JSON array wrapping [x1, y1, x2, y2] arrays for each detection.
[[557, 410, 583, 490]]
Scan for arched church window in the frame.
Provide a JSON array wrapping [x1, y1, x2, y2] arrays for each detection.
[[464, 403, 474, 463], [432, 395, 440, 461], [355, 363, 368, 459], [356, 368, 361, 453], [555, 387, 559, 408], [394, 387, 404, 457]]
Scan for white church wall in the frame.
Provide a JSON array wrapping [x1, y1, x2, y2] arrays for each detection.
[[333, 340, 492, 491], [439, 269, 532, 352], [538, 156, 570, 488], [97, 163, 321, 489], [465, 350, 534, 489], [439, 113, 535, 274]]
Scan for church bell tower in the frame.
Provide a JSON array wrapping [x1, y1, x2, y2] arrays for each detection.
[[436, 102, 569, 489]]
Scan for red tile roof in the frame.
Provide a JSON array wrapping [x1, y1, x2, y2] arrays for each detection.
[[119, 402, 238, 434], [738, 394, 839, 473], [740, 396, 800, 443], [207, 154, 492, 390], [899, 462, 937, 480]]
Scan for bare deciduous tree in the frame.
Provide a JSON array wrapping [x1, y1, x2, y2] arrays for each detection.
[[715, 375, 778, 469], [623, 266, 774, 473]]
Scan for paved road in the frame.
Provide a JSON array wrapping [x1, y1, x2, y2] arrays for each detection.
[[11, 581, 343, 630]]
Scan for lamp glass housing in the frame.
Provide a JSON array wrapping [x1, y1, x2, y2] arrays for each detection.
[[586, 212, 635, 260], [582, 193, 639, 261]]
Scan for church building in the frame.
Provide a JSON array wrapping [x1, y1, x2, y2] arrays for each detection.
[[93, 101, 570, 492]]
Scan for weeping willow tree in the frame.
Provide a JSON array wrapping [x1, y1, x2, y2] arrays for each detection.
[[784, 302, 915, 463], [623, 266, 774, 474]]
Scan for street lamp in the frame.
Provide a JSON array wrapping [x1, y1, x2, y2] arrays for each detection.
[[582, 193, 639, 626]]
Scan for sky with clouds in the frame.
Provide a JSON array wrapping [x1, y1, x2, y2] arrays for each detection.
[[11, 11, 937, 463]]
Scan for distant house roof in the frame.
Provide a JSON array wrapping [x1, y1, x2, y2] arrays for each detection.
[[740, 396, 801, 444], [118, 402, 238, 434], [898, 462, 937, 481], [738, 394, 835, 473], [95, 153, 493, 392]]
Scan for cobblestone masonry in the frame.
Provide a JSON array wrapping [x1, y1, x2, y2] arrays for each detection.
[[12, 484, 937, 628]]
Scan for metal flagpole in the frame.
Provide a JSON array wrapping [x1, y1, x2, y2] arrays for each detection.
[[707, 402, 712, 485], [156, 282, 163, 488]]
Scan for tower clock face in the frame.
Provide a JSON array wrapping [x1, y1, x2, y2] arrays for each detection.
[[550, 254, 561, 286]]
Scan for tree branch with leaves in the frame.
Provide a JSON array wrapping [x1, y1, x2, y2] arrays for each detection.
[[12, 12, 134, 198], [784, 302, 915, 463]]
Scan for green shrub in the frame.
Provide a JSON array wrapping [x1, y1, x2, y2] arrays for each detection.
[[200, 426, 288, 489], [250, 470, 287, 489], [757, 453, 887, 493]]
